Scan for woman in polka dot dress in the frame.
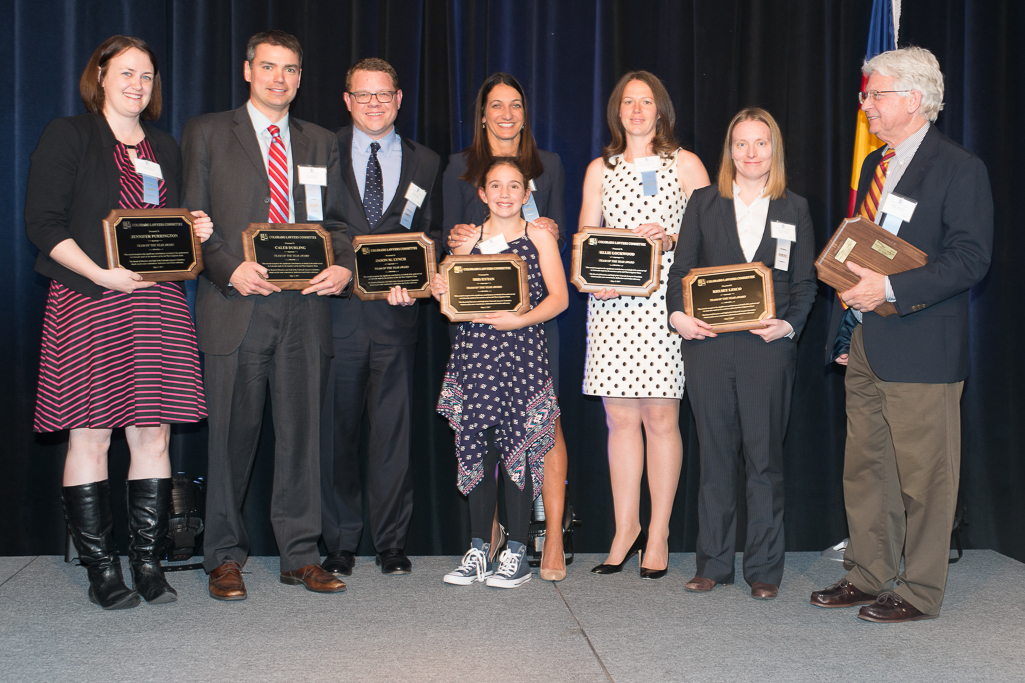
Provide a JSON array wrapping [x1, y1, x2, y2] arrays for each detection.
[[578, 71, 710, 578]]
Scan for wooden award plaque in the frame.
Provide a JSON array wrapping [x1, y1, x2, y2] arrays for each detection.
[[439, 254, 530, 322], [241, 223, 334, 290], [570, 226, 662, 297], [814, 216, 927, 318], [352, 232, 436, 301], [103, 208, 202, 281], [681, 262, 775, 332]]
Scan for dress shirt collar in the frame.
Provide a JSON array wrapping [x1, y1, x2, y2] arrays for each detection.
[[732, 182, 769, 210], [247, 100, 290, 145], [887, 121, 930, 168], [352, 126, 401, 156]]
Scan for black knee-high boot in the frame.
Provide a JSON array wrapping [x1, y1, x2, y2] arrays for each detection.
[[63, 481, 140, 610], [127, 478, 177, 604]]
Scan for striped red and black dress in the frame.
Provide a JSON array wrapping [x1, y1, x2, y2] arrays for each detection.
[[33, 139, 207, 432]]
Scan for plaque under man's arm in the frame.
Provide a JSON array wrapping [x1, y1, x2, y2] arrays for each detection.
[[570, 226, 662, 297], [241, 223, 334, 291], [814, 216, 927, 318], [103, 208, 204, 281]]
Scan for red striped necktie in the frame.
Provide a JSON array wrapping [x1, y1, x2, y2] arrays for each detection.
[[858, 148, 896, 222], [267, 124, 289, 223]]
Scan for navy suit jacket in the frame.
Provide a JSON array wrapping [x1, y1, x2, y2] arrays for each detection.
[[824, 125, 993, 383], [666, 185, 817, 342], [330, 125, 442, 344]]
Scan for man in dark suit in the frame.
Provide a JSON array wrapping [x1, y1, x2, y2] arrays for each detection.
[[319, 58, 441, 577], [811, 47, 993, 622], [181, 31, 354, 600]]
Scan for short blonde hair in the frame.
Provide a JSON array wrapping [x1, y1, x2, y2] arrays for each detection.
[[863, 46, 944, 122], [717, 108, 787, 200]]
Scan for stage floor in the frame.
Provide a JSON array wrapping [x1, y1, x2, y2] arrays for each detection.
[[1, 550, 1022, 682]]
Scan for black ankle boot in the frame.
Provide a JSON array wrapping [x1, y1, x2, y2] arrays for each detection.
[[63, 481, 140, 610], [127, 478, 177, 604]]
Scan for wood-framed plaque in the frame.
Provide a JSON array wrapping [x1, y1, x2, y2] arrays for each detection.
[[570, 226, 662, 297], [438, 254, 530, 322], [351, 232, 436, 301], [241, 223, 334, 291], [102, 208, 202, 281], [814, 216, 927, 318], [682, 262, 775, 332]]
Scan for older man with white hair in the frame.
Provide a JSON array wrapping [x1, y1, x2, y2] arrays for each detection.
[[812, 46, 993, 622]]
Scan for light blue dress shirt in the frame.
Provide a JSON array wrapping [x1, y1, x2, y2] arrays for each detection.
[[351, 127, 402, 214], [247, 100, 294, 222]]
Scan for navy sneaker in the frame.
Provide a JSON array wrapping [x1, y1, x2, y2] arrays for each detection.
[[485, 540, 531, 588], [444, 538, 493, 585]]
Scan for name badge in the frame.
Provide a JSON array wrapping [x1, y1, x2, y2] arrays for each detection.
[[305, 186, 324, 222], [522, 194, 541, 223], [298, 165, 327, 186], [881, 193, 916, 223], [478, 233, 509, 255], [635, 156, 659, 197], [404, 182, 427, 208], [400, 201, 417, 229], [774, 239, 792, 271], [132, 158, 163, 179], [770, 221, 797, 243]]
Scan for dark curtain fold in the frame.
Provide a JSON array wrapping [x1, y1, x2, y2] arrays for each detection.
[[2, 0, 1020, 563]]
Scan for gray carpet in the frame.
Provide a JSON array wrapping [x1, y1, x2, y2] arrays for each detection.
[[0, 551, 1022, 682]]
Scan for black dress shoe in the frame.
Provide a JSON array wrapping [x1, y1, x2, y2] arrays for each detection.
[[640, 567, 667, 580], [322, 550, 355, 577], [376, 548, 412, 575], [591, 530, 647, 574]]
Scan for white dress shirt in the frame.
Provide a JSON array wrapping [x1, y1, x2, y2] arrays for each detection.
[[733, 183, 770, 262]]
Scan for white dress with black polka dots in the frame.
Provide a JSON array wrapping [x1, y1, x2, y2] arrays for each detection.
[[582, 152, 686, 398]]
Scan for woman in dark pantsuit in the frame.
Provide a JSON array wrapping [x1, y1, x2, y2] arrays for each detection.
[[24, 36, 212, 609], [666, 108, 816, 599], [443, 72, 569, 581]]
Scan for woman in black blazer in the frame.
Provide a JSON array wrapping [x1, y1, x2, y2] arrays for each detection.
[[666, 108, 816, 599], [442, 72, 569, 581], [24, 36, 212, 609]]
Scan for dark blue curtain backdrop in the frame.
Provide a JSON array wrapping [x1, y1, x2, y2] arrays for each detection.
[[2, 1, 1021, 562]]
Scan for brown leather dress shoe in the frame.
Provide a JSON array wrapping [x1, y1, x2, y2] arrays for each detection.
[[858, 592, 938, 623], [750, 582, 778, 600], [209, 560, 247, 601], [685, 576, 724, 592], [280, 564, 347, 593], [809, 578, 875, 608]]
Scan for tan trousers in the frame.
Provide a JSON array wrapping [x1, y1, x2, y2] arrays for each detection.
[[841, 325, 963, 615]]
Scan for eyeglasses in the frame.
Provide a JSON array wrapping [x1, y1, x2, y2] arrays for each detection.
[[858, 89, 912, 104], [349, 90, 396, 104]]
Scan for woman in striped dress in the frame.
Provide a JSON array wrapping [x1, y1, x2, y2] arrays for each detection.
[[24, 36, 212, 609]]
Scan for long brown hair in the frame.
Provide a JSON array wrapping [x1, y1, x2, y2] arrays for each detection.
[[602, 71, 677, 168], [461, 72, 544, 186], [716, 107, 787, 200], [79, 35, 162, 121]]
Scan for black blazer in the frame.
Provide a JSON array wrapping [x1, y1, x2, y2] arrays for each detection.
[[25, 113, 183, 299], [666, 185, 817, 341], [442, 148, 566, 249], [331, 125, 443, 344], [824, 125, 993, 383], [181, 105, 355, 357]]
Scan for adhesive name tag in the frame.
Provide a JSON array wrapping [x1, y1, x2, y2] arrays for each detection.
[[305, 186, 324, 221], [770, 221, 797, 243], [132, 158, 163, 179], [522, 194, 541, 222], [400, 200, 417, 228], [881, 193, 916, 223], [405, 182, 427, 207], [478, 233, 509, 255], [297, 165, 327, 186], [774, 239, 792, 271]]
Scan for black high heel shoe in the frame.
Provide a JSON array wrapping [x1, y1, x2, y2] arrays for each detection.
[[640, 540, 668, 580], [591, 530, 647, 574]]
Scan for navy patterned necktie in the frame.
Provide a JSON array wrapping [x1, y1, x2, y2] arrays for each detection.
[[364, 141, 383, 228]]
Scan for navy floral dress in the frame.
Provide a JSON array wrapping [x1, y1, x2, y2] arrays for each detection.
[[437, 234, 559, 498]]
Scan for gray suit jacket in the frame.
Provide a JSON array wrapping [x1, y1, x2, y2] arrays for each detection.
[[181, 105, 355, 356]]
